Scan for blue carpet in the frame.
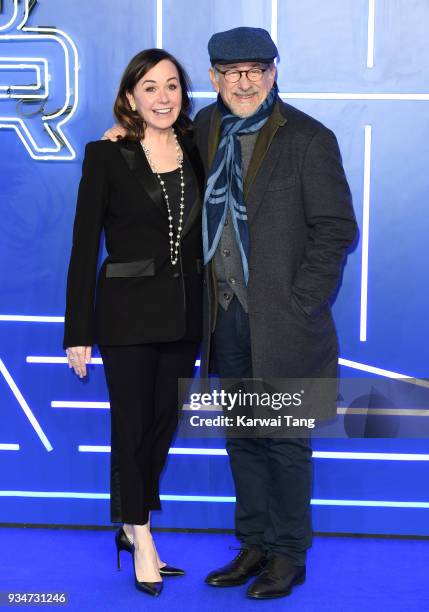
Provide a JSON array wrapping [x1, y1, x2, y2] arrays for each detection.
[[0, 528, 428, 611]]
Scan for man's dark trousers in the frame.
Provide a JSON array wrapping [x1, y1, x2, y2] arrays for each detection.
[[213, 296, 313, 565]]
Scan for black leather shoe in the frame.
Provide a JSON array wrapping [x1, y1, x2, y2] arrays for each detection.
[[246, 554, 306, 599], [158, 564, 185, 577], [205, 548, 265, 587], [115, 527, 185, 576], [115, 527, 132, 570]]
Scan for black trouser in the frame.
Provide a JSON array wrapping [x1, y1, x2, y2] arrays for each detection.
[[100, 341, 199, 525], [212, 297, 313, 565]]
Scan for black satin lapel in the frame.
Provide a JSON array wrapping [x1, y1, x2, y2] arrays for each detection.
[[118, 145, 137, 171], [182, 193, 201, 238], [118, 140, 166, 217], [179, 134, 204, 237], [180, 134, 205, 197]]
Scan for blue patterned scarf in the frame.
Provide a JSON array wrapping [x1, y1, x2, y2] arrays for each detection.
[[202, 84, 278, 284]]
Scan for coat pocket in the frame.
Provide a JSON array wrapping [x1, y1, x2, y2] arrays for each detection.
[[105, 259, 155, 278], [291, 292, 329, 323]]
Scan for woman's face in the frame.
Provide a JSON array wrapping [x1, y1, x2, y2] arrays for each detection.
[[127, 59, 182, 134]]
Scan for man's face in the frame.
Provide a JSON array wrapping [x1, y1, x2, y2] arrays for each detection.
[[209, 62, 276, 117]]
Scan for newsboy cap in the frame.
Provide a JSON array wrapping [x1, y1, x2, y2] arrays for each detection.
[[208, 26, 278, 65]]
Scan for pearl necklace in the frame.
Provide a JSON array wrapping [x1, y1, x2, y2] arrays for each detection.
[[141, 129, 185, 266]]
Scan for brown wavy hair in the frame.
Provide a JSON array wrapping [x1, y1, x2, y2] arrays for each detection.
[[113, 48, 193, 141]]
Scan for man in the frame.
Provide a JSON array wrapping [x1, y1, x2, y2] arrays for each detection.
[[195, 27, 357, 600]]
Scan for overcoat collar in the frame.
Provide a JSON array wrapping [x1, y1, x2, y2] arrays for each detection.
[[207, 99, 288, 221], [118, 132, 204, 237]]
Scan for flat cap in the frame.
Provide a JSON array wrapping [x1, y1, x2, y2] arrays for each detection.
[[208, 26, 278, 65]]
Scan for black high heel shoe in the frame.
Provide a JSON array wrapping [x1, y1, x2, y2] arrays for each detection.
[[115, 526, 132, 570], [132, 547, 163, 597], [115, 527, 185, 576]]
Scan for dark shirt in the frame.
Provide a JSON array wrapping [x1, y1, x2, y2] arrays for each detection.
[[157, 157, 196, 230], [155, 156, 201, 342]]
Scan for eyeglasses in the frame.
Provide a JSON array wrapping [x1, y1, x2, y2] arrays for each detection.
[[215, 67, 269, 83]]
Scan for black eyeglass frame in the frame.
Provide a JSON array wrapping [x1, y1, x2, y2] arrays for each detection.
[[214, 66, 270, 83]]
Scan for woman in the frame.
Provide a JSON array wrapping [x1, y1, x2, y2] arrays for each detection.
[[63, 48, 204, 597]]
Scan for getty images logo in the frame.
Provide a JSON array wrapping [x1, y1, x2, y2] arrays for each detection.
[[0, 0, 78, 160]]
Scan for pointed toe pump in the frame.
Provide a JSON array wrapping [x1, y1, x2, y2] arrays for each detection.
[[115, 526, 132, 570], [115, 527, 185, 576], [158, 564, 185, 577]]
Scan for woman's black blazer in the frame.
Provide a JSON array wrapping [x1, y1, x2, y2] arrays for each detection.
[[63, 134, 205, 349]]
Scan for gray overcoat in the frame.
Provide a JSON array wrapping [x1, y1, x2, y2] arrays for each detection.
[[194, 99, 357, 383]]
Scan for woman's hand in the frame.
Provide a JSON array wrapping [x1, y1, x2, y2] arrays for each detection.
[[66, 346, 92, 379], [102, 124, 126, 141]]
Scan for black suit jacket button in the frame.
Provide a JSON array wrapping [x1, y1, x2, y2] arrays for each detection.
[[173, 272, 181, 278]]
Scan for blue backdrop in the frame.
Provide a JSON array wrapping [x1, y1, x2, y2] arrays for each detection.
[[1, 0, 428, 535]]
